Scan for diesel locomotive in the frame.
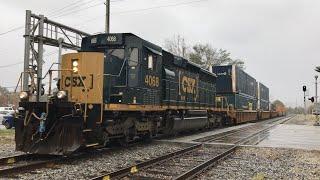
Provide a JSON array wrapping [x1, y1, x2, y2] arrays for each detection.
[[15, 33, 283, 155], [16, 33, 225, 154]]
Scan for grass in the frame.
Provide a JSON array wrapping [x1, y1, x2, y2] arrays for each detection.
[[0, 129, 15, 144], [0, 129, 15, 137]]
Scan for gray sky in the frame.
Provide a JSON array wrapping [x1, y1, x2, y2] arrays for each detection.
[[0, 0, 319, 107]]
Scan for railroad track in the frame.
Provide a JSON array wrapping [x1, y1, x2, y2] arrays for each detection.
[[0, 154, 63, 177], [0, 139, 149, 178], [194, 116, 294, 144], [90, 115, 294, 180], [0, 147, 111, 177], [0, 116, 293, 179]]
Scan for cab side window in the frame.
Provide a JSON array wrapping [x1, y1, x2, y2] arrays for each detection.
[[128, 48, 139, 87], [148, 55, 153, 70], [129, 48, 139, 68]]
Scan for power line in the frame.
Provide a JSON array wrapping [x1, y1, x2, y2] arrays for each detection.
[[77, 0, 208, 29], [0, 25, 24, 37], [0, 50, 59, 69], [114, 0, 209, 15], [51, 0, 126, 19], [0, 62, 24, 68], [0, 0, 125, 37], [51, 0, 104, 18], [0, 0, 102, 37], [47, 0, 84, 16], [51, 0, 112, 19]]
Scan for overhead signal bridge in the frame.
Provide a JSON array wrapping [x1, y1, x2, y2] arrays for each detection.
[[22, 10, 91, 101]]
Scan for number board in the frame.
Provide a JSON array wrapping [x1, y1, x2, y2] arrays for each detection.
[[101, 34, 123, 45]]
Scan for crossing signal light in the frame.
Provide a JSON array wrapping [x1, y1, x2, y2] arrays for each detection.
[[309, 97, 315, 103]]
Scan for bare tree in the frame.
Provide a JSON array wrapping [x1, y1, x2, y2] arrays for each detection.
[[0, 86, 18, 107], [164, 34, 245, 69], [164, 34, 189, 59], [189, 44, 216, 68], [189, 45, 245, 69]]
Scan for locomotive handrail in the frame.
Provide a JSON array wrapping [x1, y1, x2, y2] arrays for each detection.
[[48, 69, 89, 122], [14, 70, 36, 93], [47, 69, 72, 95], [42, 62, 60, 80]]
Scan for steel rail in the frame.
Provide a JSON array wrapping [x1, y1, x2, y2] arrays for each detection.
[[174, 146, 237, 180], [199, 125, 264, 143], [0, 147, 112, 177], [0, 154, 59, 166], [89, 116, 294, 180], [194, 116, 287, 143], [174, 115, 295, 180], [90, 144, 202, 180], [0, 154, 36, 166], [195, 115, 293, 143], [0, 157, 64, 176]]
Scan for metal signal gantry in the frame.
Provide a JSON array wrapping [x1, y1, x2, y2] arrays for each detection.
[[22, 10, 91, 101]]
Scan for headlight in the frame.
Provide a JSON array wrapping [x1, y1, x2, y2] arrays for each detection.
[[72, 66, 78, 73], [19, 92, 28, 100], [57, 91, 67, 99], [72, 60, 79, 72], [72, 60, 78, 67]]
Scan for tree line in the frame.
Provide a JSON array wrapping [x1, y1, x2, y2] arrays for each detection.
[[164, 35, 245, 70], [0, 86, 18, 107]]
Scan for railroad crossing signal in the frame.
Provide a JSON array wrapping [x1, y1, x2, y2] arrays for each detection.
[[309, 97, 315, 103]]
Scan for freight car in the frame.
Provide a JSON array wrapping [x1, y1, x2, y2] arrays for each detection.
[[15, 33, 284, 155], [257, 82, 271, 119], [213, 65, 259, 124], [15, 33, 226, 154]]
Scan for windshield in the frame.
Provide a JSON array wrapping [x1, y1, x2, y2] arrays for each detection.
[[106, 49, 124, 61], [105, 49, 125, 76]]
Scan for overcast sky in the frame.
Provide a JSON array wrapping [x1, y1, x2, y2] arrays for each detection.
[[0, 0, 319, 107]]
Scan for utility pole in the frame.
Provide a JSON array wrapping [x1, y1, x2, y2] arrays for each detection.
[[105, 0, 110, 33]]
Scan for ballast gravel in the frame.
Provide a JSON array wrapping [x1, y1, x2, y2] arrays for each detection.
[[13, 142, 189, 180], [198, 147, 320, 180], [0, 134, 22, 158]]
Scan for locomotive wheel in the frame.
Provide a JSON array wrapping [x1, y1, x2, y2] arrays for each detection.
[[141, 132, 152, 143], [118, 135, 130, 147], [102, 131, 109, 146]]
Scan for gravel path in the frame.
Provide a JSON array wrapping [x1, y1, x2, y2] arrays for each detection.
[[198, 147, 320, 180], [10, 141, 190, 180]]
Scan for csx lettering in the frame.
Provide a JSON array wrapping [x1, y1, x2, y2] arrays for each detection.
[[65, 76, 86, 87], [144, 75, 159, 88], [181, 76, 197, 94]]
